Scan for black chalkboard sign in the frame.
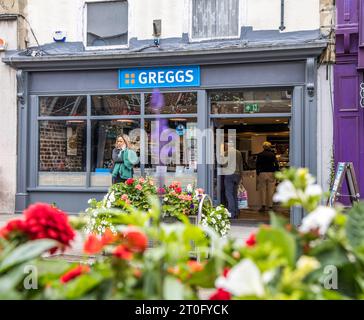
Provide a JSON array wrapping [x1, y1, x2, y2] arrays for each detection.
[[328, 162, 360, 207]]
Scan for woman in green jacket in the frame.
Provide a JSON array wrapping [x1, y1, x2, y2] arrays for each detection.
[[111, 134, 137, 184]]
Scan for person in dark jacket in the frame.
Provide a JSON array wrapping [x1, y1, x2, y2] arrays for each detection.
[[112, 134, 134, 184], [256, 141, 280, 213]]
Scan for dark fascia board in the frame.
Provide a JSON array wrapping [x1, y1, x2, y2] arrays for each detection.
[[3, 42, 327, 71]]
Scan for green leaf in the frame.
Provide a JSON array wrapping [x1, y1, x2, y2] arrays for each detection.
[[163, 276, 184, 300], [0, 263, 28, 293], [256, 227, 296, 267], [0, 239, 58, 273], [64, 274, 103, 299], [346, 202, 364, 249]]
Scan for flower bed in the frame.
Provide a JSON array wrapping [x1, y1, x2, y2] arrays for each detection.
[[85, 178, 231, 237], [1, 168, 364, 300]]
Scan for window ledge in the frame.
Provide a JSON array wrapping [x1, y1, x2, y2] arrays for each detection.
[[84, 44, 129, 51], [27, 187, 109, 193]]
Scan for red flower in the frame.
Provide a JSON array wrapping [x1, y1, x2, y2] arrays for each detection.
[[245, 233, 256, 247], [123, 227, 148, 253], [209, 288, 231, 300], [0, 219, 29, 239], [223, 267, 231, 278], [84, 234, 104, 255], [126, 178, 135, 185], [60, 265, 90, 284], [101, 228, 118, 245], [113, 245, 133, 260], [175, 187, 182, 194], [158, 188, 166, 195], [24, 203, 75, 253]]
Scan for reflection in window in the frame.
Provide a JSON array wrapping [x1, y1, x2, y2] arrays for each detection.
[[210, 90, 292, 114], [86, 0, 128, 47], [92, 95, 141, 116], [39, 96, 87, 116], [145, 92, 197, 114], [38, 121, 86, 186], [144, 118, 198, 187], [91, 120, 141, 187]]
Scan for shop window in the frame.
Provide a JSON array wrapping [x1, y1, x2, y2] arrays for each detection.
[[86, 1, 128, 47], [39, 96, 87, 117], [91, 94, 141, 116], [38, 121, 87, 187], [91, 120, 141, 187], [210, 90, 292, 115], [145, 92, 197, 114], [144, 118, 198, 188], [192, 0, 239, 39]]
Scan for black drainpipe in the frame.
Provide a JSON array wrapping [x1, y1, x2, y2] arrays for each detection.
[[279, 0, 286, 31]]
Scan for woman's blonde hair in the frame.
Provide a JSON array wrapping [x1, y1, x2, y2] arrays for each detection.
[[115, 134, 130, 148]]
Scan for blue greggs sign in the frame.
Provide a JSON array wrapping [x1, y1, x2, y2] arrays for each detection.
[[118, 66, 200, 89]]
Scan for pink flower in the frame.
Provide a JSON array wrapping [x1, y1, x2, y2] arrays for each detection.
[[139, 178, 146, 184], [135, 184, 143, 191], [158, 188, 166, 195], [196, 188, 204, 195], [149, 180, 155, 186], [121, 194, 129, 201]]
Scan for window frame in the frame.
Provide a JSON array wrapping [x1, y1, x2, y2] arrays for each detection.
[[188, 0, 247, 42], [34, 90, 199, 190], [83, 0, 130, 51]]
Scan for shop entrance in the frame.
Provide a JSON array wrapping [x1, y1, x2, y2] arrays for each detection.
[[209, 89, 292, 222]]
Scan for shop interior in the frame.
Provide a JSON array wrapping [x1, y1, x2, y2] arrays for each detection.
[[213, 117, 291, 222]]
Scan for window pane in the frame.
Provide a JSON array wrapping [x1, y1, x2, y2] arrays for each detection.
[[38, 121, 86, 186], [145, 92, 197, 114], [91, 95, 141, 116], [211, 90, 292, 114], [192, 0, 239, 39], [39, 96, 87, 117], [144, 118, 198, 188], [87, 0, 128, 47], [91, 120, 141, 187]]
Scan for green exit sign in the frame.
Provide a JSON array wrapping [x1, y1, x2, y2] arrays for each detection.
[[244, 103, 259, 113]]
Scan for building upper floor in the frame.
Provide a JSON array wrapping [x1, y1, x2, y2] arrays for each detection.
[[0, 0, 326, 49]]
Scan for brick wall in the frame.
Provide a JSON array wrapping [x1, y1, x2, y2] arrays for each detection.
[[39, 121, 86, 172]]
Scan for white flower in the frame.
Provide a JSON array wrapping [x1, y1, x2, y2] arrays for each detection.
[[226, 209, 232, 218], [186, 184, 193, 193], [211, 218, 216, 224], [273, 180, 298, 203], [108, 192, 116, 203], [305, 184, 322, 198], [299, 206, 337, 235], [164, 197, 169, 201], [221, 221, 226, 227], [216, 214, 222, 220], [216, 206, 222, 211], [106, 201, 112, 209], [88, 199, 93, 204], [215, 259, 265, 297]]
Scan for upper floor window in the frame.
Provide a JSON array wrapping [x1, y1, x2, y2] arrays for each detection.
[[86, 0, 128, 48], [192, 0, 239, 39]]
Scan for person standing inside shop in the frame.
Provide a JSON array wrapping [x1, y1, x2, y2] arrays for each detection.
[[256, 141, 280, 213], [112, 134, 138, 184], [222, 141, 244, 219]]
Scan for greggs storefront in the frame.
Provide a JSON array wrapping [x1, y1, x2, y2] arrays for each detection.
[[4, 42, 325, 224]]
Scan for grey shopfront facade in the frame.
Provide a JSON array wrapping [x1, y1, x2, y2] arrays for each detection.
[[5, 42, 326, 224]]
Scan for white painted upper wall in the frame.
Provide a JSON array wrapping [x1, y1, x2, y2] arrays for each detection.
[[25, 0, 320, 46]]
